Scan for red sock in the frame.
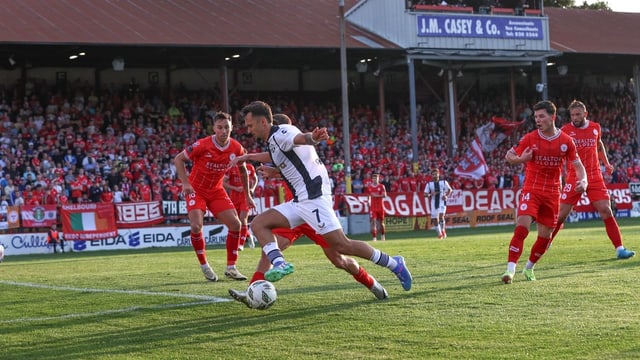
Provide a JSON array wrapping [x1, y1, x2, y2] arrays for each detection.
[[380, 226, 385, 236], [372, 229, 377, 239], [604, 217, 623, 248], [250, 271, 265, 284], [352, 266, 375, 289], [508, 225, 529, 264], [191, 232, 207, 265], [239, 225, 248, 247], [226, 230, 240, 266], [529, 235, 552, 264]]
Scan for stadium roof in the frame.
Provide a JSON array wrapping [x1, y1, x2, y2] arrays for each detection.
[[0, 0, 395, 49], [0, 1, 638, 70], [546, 7, 640, 55]]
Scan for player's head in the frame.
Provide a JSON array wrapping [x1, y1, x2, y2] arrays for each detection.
[[431, 168, 440, 179], [568, 99, 588, 128], [212, 111, 233, 145], [242, 101, 273, 141], [372, 173, 380, 183], [532, 100, 557, 132], [273, 113, 292, 125]]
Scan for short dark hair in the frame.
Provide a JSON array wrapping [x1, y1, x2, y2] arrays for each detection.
[[532, 100, 557, 116], [213, 111, 231, 122], [241, 101, 273, 124], [273, 113, 292, 125]]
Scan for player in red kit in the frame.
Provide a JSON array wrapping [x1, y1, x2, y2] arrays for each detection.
[[228, 114, 388, 305], [368, 173, 387, 241], [501, 100, 588, 284], [175, 112, 255, 282], [224, 156, 258, 251], [552, 100, 635, 259]]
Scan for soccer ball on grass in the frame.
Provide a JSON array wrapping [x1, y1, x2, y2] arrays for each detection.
[[247, 280, 277, 310]]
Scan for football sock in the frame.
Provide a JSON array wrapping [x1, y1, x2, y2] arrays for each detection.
[[239, 224, 248, 248], [525, 260, 535, 270], [263, 242, 285, 265], [191, 231, 207, 265], [372, 228, 377, 240], [370, 249, 398, 270], [250, 271, 265, 284], [603, 217, 623, 248], [529, 235, 552, 264], [226, 230, 241, 266], [507, 262, 516, 273], [507, 225, 529, 264], [352, 266, 375, 289]]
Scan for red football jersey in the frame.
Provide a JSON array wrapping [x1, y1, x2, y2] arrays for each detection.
[[183, 136, 245, 194], [368, 183, 386, 212], [561, 120, 604, 183], [511, 129, 579, 194]]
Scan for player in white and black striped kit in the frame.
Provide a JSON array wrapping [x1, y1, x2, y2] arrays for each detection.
[[233, 100, 412, 292], [424, 168, 453, 239]]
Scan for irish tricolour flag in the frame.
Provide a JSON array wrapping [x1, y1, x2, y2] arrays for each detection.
[[70, 212, 108, 231], [61, 203, 117, 240]]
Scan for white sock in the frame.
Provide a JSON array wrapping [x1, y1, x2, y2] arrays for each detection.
[[525, 261, 535, 270], [507, 262, 516, 273]]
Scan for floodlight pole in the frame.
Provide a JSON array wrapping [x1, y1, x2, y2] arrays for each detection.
[[339, 0, 352, 193]]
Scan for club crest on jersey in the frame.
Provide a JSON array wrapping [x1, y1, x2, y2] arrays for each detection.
[[229, 153, 236, 161], [560, 144, 568, 152], [593, 129, 598, 136]]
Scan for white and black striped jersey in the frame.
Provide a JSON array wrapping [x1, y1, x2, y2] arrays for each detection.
[[267, 124, 332, 202]]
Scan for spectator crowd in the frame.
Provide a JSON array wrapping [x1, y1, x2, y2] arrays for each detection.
[[0, 77, 639, 219]]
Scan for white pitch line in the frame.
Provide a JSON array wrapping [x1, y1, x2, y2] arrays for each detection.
[[0, 280, 230, 301], [0, 280, 233, 324], [1, 300, 216, 324]]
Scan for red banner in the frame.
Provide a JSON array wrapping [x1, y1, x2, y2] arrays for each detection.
[[61, 203, 117, 240], [345, 184, 631, 216], [115, 201, 164, 228], [20, 205, 58, 228]]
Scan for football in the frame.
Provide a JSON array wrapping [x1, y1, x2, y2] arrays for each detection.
[[0, 244, 5, 262], [246, 280, 277, 310]]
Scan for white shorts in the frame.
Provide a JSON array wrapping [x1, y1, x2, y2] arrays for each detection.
[[272, 195, 342, 235], [430, 199, 447, 218]]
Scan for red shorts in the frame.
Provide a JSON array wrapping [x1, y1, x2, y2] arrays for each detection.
[[229, 191, 249, 212], [186, 187, 235, 215], [560, 179, 609, 205], [517, 190, 559, 228], [369, 208, 385, 221], [273, 223, 329, 248]]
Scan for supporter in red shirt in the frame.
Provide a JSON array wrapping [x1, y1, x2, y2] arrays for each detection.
[[100, 183, 114, 203], [137, 179, 152, 201]]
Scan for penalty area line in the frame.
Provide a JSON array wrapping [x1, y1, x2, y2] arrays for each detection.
[[1, 300, 217, 324], [0, 280, 230, 302]]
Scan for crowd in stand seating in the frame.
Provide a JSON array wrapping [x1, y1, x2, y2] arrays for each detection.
[[0, 77, 638, 214]]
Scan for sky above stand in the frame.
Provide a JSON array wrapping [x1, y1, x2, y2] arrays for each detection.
[[584, 0, 640, 13]]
